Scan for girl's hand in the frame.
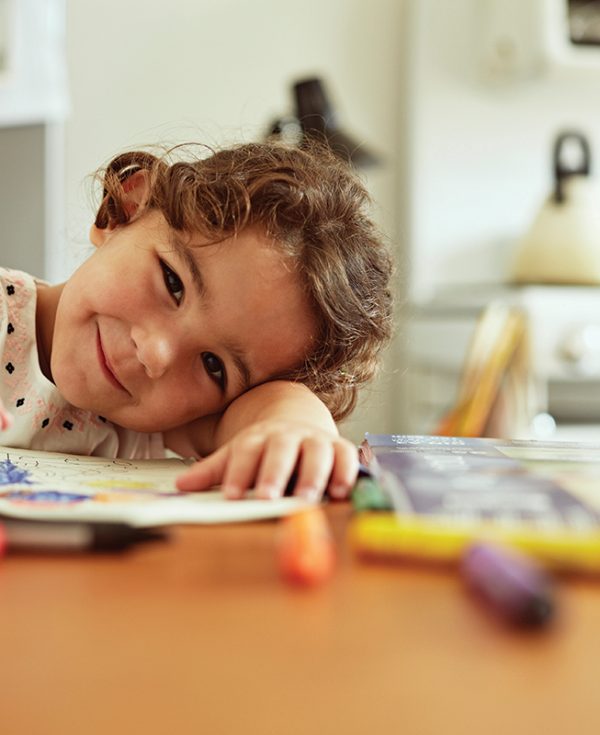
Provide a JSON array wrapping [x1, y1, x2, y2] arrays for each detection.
[[175, 420, 359, 502]]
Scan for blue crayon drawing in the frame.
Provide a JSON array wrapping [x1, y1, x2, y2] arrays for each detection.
[[1, 490, 90, 504], [0, 459, 33, 485]]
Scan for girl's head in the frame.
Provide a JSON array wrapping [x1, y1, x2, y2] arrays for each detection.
[[93, 140, 393, 421]]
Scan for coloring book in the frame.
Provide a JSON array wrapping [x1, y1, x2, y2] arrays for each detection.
[[359, 433, 600, 527], [0, 446, 308, 526], [353, 434, 600, 572]]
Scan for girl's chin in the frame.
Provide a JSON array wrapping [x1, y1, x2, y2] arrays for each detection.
[[96, 410, 168, 434]]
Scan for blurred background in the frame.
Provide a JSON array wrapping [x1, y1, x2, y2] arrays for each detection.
[[5, 0, 600, 444]]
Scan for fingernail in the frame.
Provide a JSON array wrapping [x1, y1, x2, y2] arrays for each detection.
[[329, 485, 348, 499], [222, 484, 243, 500], [257, 484, 281, 500], [298, 487, 321, 503]]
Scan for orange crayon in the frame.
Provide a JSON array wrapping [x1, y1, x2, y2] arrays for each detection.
[[278, 506, 336, 586]]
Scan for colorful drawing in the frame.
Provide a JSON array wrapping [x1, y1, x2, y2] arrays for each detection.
[[0, 445, 306, 526], [1, 489, 91, 505], [0, 458, 32, 485]]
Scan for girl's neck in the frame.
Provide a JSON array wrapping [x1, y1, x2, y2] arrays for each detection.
[[35, 282, 64, 382]]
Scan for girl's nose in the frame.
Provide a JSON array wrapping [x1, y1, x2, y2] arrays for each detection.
[[132, 328, 176, 379]]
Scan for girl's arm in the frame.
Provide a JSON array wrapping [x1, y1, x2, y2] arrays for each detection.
[[167, 380, 359, 501]]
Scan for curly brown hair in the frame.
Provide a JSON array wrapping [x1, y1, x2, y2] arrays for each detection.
[[93, 140, 394, 421]]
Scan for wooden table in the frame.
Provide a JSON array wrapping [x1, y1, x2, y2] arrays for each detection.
[[2, 503, 600, 735]]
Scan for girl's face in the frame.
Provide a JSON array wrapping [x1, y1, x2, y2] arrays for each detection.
[[48, 211, 316, 432]]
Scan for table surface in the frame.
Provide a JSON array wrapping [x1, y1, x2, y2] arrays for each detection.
[[2, 502, 600, 735]]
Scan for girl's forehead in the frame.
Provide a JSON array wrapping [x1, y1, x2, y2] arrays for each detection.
[[140, 207, 278, 252], [172, 225, 291, 265]]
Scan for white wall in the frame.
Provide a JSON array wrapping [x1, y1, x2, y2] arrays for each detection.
[[62, 0, 409, 440]]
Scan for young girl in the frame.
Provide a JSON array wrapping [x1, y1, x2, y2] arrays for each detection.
[[0, 140, 393, 501]]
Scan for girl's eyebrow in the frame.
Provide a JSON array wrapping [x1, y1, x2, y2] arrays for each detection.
[[175, 245, 253, 394], [178, 247, 206, 298]]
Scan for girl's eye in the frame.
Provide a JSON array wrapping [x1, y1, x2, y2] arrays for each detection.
[[159, 259, 184, 304], [202, 352, 226, 390]]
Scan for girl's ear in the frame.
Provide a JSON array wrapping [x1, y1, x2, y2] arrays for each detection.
[[90, 169, 150, 247], [120, 168, 151, 215]]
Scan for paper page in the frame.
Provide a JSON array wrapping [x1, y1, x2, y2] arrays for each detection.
[[0, 446, 308, 526]]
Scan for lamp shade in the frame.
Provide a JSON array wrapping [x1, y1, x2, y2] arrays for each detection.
[[268, 77, 380, 169], [293, 78, 380, 168]]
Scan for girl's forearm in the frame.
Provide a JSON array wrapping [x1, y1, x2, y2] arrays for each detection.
[[213, 380, 337, 448]]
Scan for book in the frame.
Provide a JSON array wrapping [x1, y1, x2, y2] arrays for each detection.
[[351, 433, 600, 573], [0, 445, 308, 526], [434, 302, 537, 438]]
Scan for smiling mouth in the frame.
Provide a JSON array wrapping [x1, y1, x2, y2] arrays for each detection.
[[96, 328, 130, 394]]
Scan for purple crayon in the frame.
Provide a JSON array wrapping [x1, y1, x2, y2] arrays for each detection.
[[462, 542, 555, 627]]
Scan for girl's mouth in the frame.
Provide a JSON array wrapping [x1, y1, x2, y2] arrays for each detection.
[[96, 328, 130, 394]]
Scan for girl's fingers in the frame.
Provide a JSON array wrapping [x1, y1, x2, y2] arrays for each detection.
[[175, 447, 228, 492], [220, 434, 265, 499], [293, 437, 335, 502], [176, 427, 359, 504], [327, 440, 360, 499], [254, 435, 303, 500]]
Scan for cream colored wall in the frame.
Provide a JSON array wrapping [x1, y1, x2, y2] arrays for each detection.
[[63, 0, 409, 442]]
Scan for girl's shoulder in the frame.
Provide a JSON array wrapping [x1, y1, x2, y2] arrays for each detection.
[[0, 267, 38, 292], [0, 267, 38, 320]]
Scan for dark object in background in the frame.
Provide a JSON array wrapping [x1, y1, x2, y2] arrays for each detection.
[[569, 0, 600, 45], [269, 76, 380, 168], [553, 129, 591, 203]]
